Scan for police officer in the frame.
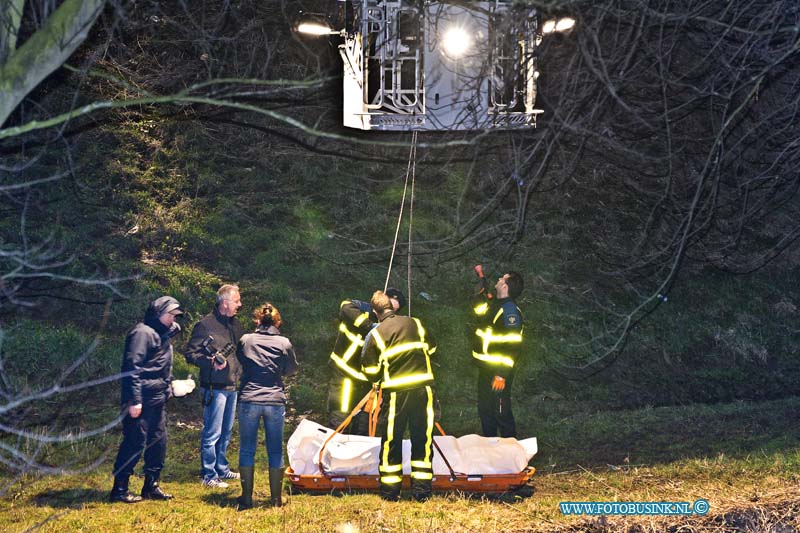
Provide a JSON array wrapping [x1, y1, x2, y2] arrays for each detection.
[[472, 271, 524, 438], [327, 288, 404, 435], [110, 296, 183, 503], [362, 290, 437, 502]]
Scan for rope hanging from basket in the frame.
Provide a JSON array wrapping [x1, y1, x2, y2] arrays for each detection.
[[384, 131, 418, 316]]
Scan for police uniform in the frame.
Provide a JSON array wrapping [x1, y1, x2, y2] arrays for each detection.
[[362, 312, 437, 502], [472, 296, 523, 438], [327, 299, 376, 434]]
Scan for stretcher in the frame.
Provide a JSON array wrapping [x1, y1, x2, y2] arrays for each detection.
[[287, 465, 535, 494], [286, 389, 536, 495]]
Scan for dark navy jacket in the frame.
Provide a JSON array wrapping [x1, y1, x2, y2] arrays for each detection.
[[120, 296, 181, 407]]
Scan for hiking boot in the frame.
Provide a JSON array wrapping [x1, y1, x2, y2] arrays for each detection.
[[141, 475, 173, 500], [109, 476, 142, 504]]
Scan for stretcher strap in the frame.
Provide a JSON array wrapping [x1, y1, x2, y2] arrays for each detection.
[[368, 386, 382, 437], [317, 386, 379, 475], [431, 421, 463, 478]]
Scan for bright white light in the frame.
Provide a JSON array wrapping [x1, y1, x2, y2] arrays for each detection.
[[541, 19, 556, 34], [542, 17, 576, 34], [297, 22, 334, 36], [442, 27, 471, 58], [556, 18, 576, 32]]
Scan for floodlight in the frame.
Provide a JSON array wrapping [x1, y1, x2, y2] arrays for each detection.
[[555, 17, 575, 32], [295, 13, 340, 36], [441, 27, 471, 58], [541, 19, 556, 34]]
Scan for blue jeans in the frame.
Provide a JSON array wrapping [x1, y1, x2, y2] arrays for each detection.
[[238, 402, 285, 468], [200, 388, 237, 481]]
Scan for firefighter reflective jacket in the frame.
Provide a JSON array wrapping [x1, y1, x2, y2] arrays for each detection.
[[329, 299, 376, 382], [472, 296, 523, 378], [362, 312, 437, 391]]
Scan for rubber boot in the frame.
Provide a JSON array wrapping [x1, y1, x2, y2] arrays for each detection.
[[269, 467, 288, 507], [141, 474, 173, 500], [109, 475, 142, 504], [237, 466, 255, 511]]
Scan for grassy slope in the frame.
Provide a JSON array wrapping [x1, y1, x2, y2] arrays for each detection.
[[0, 395, 798, 532]]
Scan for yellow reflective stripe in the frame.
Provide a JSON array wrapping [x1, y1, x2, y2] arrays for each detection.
[[474, 302, 489, 315], [330, 352, 368, 381], [413, 318, 426, 341], [339, 300, 351, 309], [353, 311, 369, 327], [339, 322, 365, 345], [410, 460, 431, 469], [380, 464, 402, 473], [363, 365, 380, 375], [380, 341, 428, 361], [410, 472, 433, 480], [339, 378, 352, 412], [493, 308, 504, 324], [476, 328, 523, 344], [471, 351, 515, 368], [381, 475, 402, 484], [382, 392, 397, 469], [382, 372, 434, 389], [373, 330, 386, 352], [363, 365, 380, 376], [424, 385, 434, 463], [342, 339, 362, 364], [428, 345, 437, 355]]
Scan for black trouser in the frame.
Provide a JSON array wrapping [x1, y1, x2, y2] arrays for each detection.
[[113, 401, 167, 479], [477, 369, 516, 438], [327, 375, 373, 435], [378, 385, 435, 500]]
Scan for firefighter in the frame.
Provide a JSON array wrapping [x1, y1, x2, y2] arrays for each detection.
[[327, 288, 405, 434], [472, 269, 524, 438], [362, 290, 437, 502]]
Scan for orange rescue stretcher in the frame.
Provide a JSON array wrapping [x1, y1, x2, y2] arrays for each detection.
[[286, 387, 536, 495]]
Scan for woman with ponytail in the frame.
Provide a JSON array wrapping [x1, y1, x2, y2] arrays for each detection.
[[235, 303, 298, 510]]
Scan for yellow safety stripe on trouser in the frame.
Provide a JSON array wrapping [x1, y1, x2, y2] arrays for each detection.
[[380, 391, 401, 485], [411, 386, 435, 480], [339, 378, 352, 412]]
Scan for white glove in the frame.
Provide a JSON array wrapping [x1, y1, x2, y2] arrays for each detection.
[[171, 375, 196, 397]]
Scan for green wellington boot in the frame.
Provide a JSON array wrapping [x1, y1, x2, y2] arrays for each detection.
[[237, 466, 255, 511]]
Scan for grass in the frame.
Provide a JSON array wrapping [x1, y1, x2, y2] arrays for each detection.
[[1, 395, 798, 532]]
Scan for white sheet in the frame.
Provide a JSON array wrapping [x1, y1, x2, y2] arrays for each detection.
[[287, 419, 537, 476]]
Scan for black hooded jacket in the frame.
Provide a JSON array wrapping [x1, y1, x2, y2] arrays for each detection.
[[120, 296, 181, 407]]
